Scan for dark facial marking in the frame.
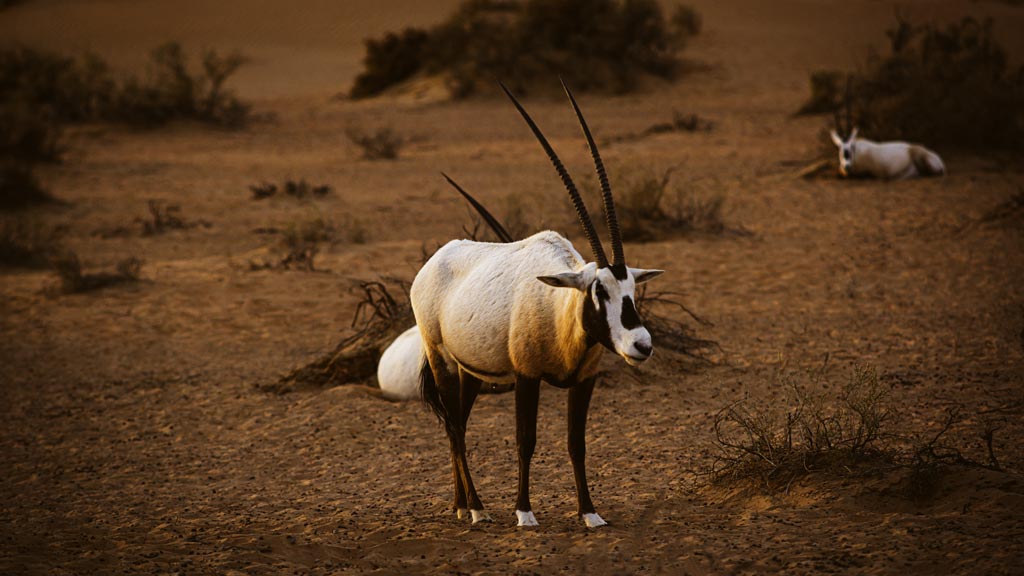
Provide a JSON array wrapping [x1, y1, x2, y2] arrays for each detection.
[[843, 149, 851, 160], [620, 296, 641, 330], [583, 282, 613, 352]]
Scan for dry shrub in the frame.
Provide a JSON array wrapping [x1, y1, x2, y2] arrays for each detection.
[[345, 126, 403, 160], [138, 200, 210, 235], [249, 179, 331, 200], [635, 284, 717, 370], [799, 16, 1024, 150], [604, 110, 713, 146], [712, 364, 902, 489], [956, 188, 1024, 235], [250, 216, 365, 272], [610, 166, 741, 242], [51, 251, 142, 294], [1, 161, 55, 210], [349, 0, 702, 99], [277, 218, 334, 271], [0, 43, 251, 129], [271, 278, 414, 392], [0, 99, 63, 164], [0, 218, 62, 267], [0, 97, 62, 209], [711, 363, 1005, 495]]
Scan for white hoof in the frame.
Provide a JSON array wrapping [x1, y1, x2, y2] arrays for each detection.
[[582, 513, 607, 528], [470, 509, 492, 524], [456, 508, 468, 520], [516, 510, 539, 527]]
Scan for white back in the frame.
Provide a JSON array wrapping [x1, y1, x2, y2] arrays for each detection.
[[411, 230, 660, 384]]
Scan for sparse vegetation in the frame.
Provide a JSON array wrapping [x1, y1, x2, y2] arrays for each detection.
[[711, 363, 1004, 495], [604, 110, 713, 146], [635, 284, 718, 369], [277, 217, 335, 271], [349, 0, 703, 99], [271, 277, 413, 392], [345, 126, 404, 160], [607, 166, 742, 242], [0, 88, 63, 209], [249, 215, 366, 272], [0, 43, 252, 129], [0, 161, 55, 210], [93, 200, 211, 238], [249, 179, 332, 200], [51, 251, 142, 294], [799, 16, 1024, 150], [957, 188, 1024, 235], [0, 218, 61, 267], [138, 200, 210, 236]]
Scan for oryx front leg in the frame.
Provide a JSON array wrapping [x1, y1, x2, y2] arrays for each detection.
[[515, 375, 541, 527], [569, 378, 606, 528]]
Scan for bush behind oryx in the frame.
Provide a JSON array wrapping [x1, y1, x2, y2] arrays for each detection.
[[350, 0, 702, 99]]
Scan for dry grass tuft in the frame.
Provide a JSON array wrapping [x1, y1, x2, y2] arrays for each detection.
[[249, 179, 331, 200], [604, 110, 713, 145], [607, 166, 745, 242], [0, 218, 62, 268], [51, 251, 142, 294], [345, 126, 404, 160], [635, 284, 718, 370], [249, 216, 366, 272], [711, 362, 1006, 496]]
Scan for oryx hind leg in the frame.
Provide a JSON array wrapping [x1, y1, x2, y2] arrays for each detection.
[[422, 348, 474, 520], [455, 368, 488, 523]]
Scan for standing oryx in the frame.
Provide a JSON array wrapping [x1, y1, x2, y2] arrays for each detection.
[[410, 80, 663, 528]]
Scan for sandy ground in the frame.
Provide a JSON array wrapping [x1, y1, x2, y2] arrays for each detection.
[[2, 0, 1023, 574]]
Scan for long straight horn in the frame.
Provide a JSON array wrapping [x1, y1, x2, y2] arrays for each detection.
[[561, 79, 624, 269], [441, 172, 514, 243], [499, 81, 608, 268]]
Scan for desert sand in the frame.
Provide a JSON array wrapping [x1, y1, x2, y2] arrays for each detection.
[[1, 0, 1023, 574]]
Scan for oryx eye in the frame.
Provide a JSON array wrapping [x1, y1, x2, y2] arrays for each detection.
[[594, 282, 609, 301]]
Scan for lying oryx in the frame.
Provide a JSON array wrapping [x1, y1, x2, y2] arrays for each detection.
[[830, 128, 945, 180], [410, 81, 663, 528], [377, 177, 515, 402]]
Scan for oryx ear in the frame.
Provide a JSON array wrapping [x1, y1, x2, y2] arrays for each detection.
[[629, 268, 665, 284], [537, 271, 587, 290], [829, 130, 843, 146], [849, 127, 858, 140]]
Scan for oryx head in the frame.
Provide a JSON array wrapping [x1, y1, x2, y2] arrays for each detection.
[[830, 76, 858, 177], [503, 80, 664, 366], [830, 127, 859, 177]]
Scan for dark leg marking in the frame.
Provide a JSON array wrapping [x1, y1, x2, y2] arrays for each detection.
[[568, 378, 597, 516], [515, 375, 541, 514], [457, 368, 484, 512]]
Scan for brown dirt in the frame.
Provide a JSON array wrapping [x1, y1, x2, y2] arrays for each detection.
[[2, 0, 1023, 574]]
